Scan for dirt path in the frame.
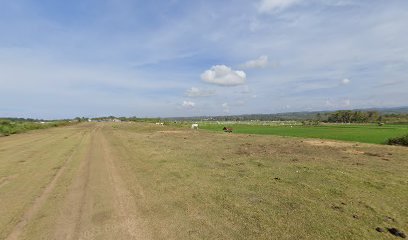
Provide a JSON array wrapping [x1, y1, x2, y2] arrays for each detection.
[[5, 131, 88, 240], [53, 126, 149, 240], [0, 124, 150, 240]]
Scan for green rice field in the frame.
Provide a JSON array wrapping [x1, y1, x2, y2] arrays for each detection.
[[200, 123, 408, 144]]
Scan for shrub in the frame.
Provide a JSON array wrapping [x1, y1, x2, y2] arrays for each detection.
[[0, 126, 11, 136], [0, 120, 11, 126], [387, 134, 408, 146]]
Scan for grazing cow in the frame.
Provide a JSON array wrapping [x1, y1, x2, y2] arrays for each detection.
[[191, 123, 199, 129], [223, 127, 233, 133]]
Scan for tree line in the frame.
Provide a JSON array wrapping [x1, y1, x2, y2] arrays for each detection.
[[326, 111, 381, 123]]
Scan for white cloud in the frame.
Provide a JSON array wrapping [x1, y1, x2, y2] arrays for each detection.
[[201, 65, 246, 86], [258, 0, 302, 13], [340, 78, 351, 85], [182, 100, 195, 109], [185, 87, 215, 97], [241, 55, 268, 69]]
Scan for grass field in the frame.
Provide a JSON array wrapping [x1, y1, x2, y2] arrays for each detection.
[[0, 122, 407, 239], [200, 123, 408, 144]]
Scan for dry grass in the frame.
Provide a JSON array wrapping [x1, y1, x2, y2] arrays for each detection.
[[0, 124, 91, 239], [105, 123, 408, 239], [0, 122, 407, 239]]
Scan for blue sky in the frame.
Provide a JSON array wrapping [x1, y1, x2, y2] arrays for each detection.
[[1, 0, 407, 119]]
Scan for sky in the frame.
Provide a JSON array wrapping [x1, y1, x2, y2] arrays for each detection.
[[1, 0, 408, 119]]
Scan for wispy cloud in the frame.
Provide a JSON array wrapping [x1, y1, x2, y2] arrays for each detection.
[[185, 87, 215, 97], [258, 0, 302, 13], [241, 55, 268, 69]]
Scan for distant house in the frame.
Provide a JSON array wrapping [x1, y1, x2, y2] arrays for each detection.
[[113, 119, 122, 122]]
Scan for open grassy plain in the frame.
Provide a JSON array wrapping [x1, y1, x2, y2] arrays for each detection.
[[200, 123, 408, 144], [0, 122, 407, 239]]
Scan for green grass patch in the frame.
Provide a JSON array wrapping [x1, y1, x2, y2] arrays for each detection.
[[0, 119, 73, 136], [200, 123, 408, 144]]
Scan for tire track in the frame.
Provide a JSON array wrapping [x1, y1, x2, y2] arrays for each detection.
[[53, 126, 98, 240], [5, 128, 91, 240], [97, 126, 151, 239]]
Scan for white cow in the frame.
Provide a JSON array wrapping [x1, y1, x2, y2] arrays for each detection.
[[191, 123, 198, 129]]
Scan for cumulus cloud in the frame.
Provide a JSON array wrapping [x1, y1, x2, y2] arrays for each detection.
[[201, 65, 246, 86], [340, 78, 351, 85], [185, 87, 215, 97], [182, 100, 195, 109], [258, 0, 302, 13], [241, 55, 268, 69]]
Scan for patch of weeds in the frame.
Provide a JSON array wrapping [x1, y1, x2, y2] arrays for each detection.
[[387, 134, 408, 146]]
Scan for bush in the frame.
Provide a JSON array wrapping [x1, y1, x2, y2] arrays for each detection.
[[0, 126, 11, 136], [387, 134, 408, 146], [0, 120, 11, 125]]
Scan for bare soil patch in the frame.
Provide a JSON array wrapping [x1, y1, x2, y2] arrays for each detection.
[[157, 130, 185, 134], [304, 139, 355, 148]]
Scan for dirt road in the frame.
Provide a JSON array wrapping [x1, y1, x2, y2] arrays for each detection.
[[0, 123, 150, 240], [1, 122, 407, 240]]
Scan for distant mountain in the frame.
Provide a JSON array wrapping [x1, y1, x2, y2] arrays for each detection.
[[165, 106, 408, 121], [353, 106, 408, 115]]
